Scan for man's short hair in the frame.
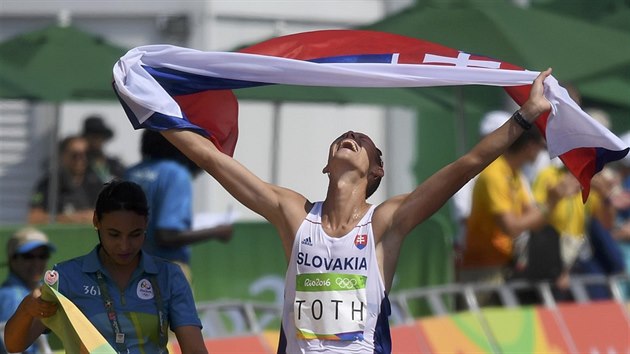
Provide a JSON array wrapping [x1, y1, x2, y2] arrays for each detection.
[[507, 128, 544, 153]]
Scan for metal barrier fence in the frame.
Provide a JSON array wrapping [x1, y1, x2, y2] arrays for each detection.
[[196, 273, 630, 338]]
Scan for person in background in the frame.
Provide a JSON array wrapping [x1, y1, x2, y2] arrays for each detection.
[[459, 125, 570, 306], [611, 131, 630, 299], [534, 108, 626, 301], [531, 159, 592, 296], [28, 135, 102, 224], [125, 130, 232, 283], [518, 108, 623, 301], [81, 115, 126, 183], [4, 180, 207, 354], [450, 110, 510, 264], [0, 227, 55, 354]]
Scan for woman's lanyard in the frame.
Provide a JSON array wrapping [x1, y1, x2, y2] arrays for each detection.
[[95, 271, 168, 354]]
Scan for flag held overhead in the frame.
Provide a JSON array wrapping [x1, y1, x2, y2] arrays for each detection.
[[112, 29, 629, 200]]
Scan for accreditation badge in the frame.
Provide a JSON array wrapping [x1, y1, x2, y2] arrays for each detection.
[[294, 272, 367, 341]]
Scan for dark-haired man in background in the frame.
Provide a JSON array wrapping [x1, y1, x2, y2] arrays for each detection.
[[81, 115, 126, 183], [28, 135, 102, 224]]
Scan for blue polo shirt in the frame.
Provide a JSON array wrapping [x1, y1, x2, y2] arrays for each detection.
[[53, 247, 201, 353], [0, 273, 40, 354], [125, 159, 193, 264]]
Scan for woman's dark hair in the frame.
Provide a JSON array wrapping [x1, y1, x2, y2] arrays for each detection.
[[94, 179, 149, 220]]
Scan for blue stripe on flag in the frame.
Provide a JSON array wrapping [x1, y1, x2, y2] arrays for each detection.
[[114, 85, 209, 137], [145, 54, 393, 95], [141, 112, 210, 137], [596, 147, 630, 173], [143, 65, 269, 95], [310, 54, 394, 64]]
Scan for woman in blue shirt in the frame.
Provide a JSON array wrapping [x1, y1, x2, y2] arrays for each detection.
[[5, 180, 207, 354]]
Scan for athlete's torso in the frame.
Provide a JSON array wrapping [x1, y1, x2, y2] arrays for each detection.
[[279, 202, 391, 354]]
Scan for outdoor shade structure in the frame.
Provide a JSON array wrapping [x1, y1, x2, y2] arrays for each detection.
[[0, 25, 127, 102], [528, 1, 630, 128], [359, 1, 630, 83], [359, 1, 630, 124], [0, 24, 128, 222], [573, 6, 630, 126]]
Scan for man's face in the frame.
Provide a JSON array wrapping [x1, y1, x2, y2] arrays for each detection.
[[325, 131, 384, 198], [10, 246, 50, 288], [61, 138, 88, 176], [328, 131, 383, 170]]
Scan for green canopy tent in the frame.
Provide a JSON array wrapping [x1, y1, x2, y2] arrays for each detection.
[[577, 5, 630, 128], [530, 0, 628, 29], [578, 7, 630, 114], [0, 55, 44, 99], [0, 24, 128, 222], [529, 0, 630, 128], [362, 1, 630, 82], [0, 25, 127, 101], [601, 7, 630, 32]]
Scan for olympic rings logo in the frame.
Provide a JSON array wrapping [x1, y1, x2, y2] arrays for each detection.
[[336, 277, 358, 289]]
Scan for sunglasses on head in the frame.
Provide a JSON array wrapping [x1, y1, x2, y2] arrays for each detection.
[[16, 252, 50, 260]]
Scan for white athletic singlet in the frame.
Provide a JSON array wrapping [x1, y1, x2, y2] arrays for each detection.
[[278, 202, 392, 354]]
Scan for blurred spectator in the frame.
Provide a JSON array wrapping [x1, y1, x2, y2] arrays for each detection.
[[563, 108, 628, 299], [125, 130, 233, 283], [451, 110, 510, 262], [531, 160, 583, 283], [612, 131, 630, 298], [525, 106, 626, 300], [81, 115, 125, 183], [28, 135, 102, 224], [579, 166, 627, 299], [0, 227, 55, 354], [459, 127, 558, 306]]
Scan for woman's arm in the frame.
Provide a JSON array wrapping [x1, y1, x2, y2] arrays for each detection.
[[4, 288, 56, 352]]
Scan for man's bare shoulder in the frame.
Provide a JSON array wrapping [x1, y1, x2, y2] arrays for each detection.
[[372, 195, 407, 237]]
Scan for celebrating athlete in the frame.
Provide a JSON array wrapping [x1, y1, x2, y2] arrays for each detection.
[[159, 69, 553, 353]]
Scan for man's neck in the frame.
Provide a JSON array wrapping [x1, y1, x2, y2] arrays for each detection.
[[322, 191, 369, 236]]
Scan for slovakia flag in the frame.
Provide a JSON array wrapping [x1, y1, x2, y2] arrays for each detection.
[[112, 30, 628, 200], [354, 234, 368, 250]]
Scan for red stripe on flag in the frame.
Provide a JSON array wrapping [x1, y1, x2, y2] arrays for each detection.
[[560, 148, 597, 202], [173, 90, 239, 157], [240, 30, 460, 63]]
